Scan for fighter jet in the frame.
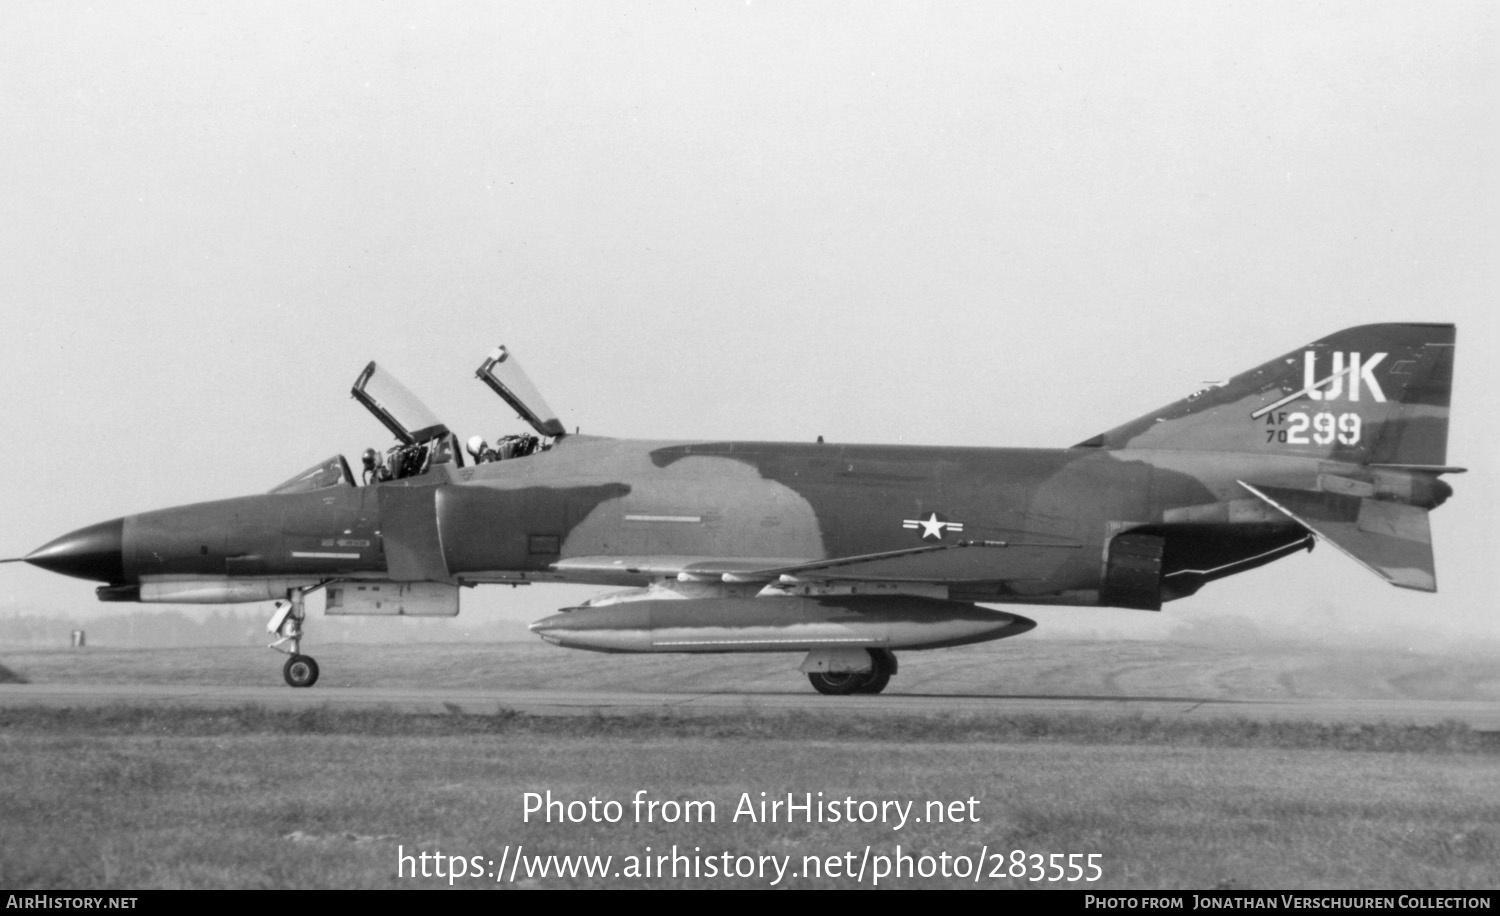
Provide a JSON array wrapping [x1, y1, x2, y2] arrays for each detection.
[[12, 323, 1460, 694]]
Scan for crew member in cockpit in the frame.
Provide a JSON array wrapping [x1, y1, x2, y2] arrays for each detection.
[[361, 448, 383, 485]]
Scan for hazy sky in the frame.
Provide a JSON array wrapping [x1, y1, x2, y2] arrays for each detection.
[[2, 3, 1495, 648]]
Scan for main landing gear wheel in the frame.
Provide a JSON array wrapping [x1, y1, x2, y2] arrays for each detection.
[[808, 669, 866, 696], [283, 654, 320, 688], [807, 649, 897, 696], [854, 665, 891, 695]]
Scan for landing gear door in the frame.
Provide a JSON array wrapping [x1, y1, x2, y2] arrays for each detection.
[[476, 345, 567, 439]]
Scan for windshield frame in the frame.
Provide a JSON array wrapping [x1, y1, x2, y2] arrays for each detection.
[[269, 455, 355, 494]]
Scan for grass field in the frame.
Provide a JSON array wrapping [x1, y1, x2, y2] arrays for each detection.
[[1, 639, 1496, 890], [0, 707, 1495, 890]]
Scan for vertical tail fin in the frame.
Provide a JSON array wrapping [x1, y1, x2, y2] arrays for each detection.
[[1078, 323, 1456, 466]]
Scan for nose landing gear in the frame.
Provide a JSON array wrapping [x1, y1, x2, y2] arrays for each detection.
[[268, 587, 321, 688]]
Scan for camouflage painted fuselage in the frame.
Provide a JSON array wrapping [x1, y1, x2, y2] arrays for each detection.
[[20, 323, 1459, 690], [433, 436, 1325, 607], [71, 434, 1446, 609]]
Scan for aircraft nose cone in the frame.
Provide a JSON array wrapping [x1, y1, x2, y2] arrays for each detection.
[[26, 518, 125, 582]]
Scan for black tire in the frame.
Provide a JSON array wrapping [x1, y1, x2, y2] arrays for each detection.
[[807, 670, 864, 696], [283, 654, 320, 688], [854, 668, 891, 694], [850, 649, 895, 694]]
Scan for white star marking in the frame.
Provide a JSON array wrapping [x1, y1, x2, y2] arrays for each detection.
[[902, 512, 965, 540]]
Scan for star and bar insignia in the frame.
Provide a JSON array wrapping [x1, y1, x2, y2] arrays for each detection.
[[902, 512, 964, 540]]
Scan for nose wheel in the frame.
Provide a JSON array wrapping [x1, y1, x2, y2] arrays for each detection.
[[268, 588, 321, 688], [283, 654, 320, 688]]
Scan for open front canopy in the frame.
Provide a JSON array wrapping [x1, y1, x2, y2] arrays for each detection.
[[351, 362, 450, 445]]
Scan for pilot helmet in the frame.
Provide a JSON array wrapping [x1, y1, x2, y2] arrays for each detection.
[[466, 435, 486, 458]]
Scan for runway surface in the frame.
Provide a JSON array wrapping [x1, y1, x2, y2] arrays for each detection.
[[3, 682, 1496, 729]]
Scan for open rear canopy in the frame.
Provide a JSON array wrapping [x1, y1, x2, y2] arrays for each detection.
[[475, 344, 566, 438]]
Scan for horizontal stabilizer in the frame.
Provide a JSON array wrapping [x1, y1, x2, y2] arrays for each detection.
[[1238, 481, 1436, 592]]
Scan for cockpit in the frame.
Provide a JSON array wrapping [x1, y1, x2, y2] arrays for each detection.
[[268, 344, 566, 495], [464, 432, 540, 465], [462, 344, 567, 468], [349, 361, 463, 484]]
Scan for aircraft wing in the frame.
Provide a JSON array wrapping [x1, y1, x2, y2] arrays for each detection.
[[553, 538, 1077, 587], [550, 555, 814, 583], [1237, 481, 1437, 591]]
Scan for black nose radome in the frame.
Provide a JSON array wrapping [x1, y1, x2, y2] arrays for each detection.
[[26, 518, 125, 583]]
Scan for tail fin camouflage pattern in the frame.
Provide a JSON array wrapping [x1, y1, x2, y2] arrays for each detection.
[[1080, 322, 1456, 469], [1082, 323, 1458, 592]]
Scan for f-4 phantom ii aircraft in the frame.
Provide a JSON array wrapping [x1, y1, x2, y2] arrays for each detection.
[[14, 323, 1460, 694]]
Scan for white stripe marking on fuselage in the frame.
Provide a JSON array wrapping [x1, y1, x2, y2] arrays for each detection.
[[624, 515, 702, 523]]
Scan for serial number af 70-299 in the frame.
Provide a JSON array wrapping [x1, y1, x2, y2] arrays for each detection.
[[1264, 411, 1362, 446]]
